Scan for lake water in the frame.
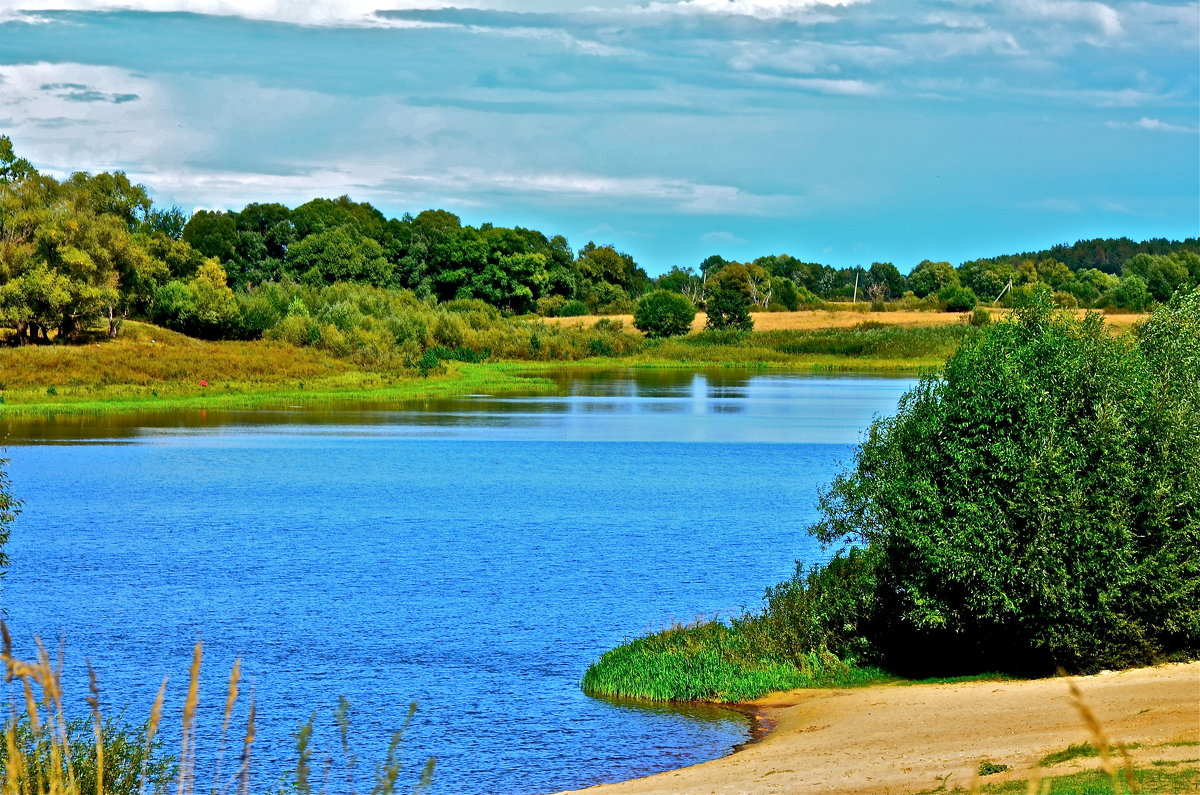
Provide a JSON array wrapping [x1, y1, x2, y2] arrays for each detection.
[[0, 369, 915, 794]]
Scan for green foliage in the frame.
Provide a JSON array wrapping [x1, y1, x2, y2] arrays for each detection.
[[1108, 275, 1153, 312], [908, 260, 959, 298], [977, 761, 1010, 776], [813, 293, 1200, 673], [704, 265, 754, 332], [0, 715, 177, 795], [581, 619, 886, 703], [968, 307, 991, 327], [938, 284, 978, 312], [0, 454, 17, 577], [1039, 743, 1099, 767], [633, 290, 696, 338]]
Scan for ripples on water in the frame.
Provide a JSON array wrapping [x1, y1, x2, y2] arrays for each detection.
[[1, 370, 913, 794]]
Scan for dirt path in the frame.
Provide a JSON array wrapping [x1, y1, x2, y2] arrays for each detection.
[[556, 662, 1200, 795]]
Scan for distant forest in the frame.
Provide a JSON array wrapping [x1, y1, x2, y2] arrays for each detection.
[[1, 136, 1198, 345]]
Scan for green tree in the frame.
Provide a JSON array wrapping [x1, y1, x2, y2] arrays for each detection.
[[908, 260, 959, 298], [867, 262, 906, 299], [1109, 275, 1153, 312], [286, 226, 393, 287], [770, 276, 800, 311], [633, 290, 696, 338], [0, 136, 35, 182], [813, 295, 1200, 673], [704, 264, 754, 332], [937, 284, 978, 312], [182, 210, 238, 263]]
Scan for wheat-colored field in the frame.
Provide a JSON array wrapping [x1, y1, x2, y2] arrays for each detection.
[[540, 308, 1147, 333]]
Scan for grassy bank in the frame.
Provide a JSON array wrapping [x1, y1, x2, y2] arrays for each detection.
[[581, 620, 891, 703], [0, 319, 976, 418]]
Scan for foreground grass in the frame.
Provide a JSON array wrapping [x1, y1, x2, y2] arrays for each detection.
[[1, 628, 433, 794], [935, 763, 1200, 794]]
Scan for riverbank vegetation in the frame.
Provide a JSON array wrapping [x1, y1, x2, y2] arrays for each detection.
[[584, 291, 1200, 703], [0, 627, 434, 795], [1, 136, 1194, 368]]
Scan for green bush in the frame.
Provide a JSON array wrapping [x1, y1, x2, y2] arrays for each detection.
[[558, 299, 589, 317], [938, 284, 978, 312], [0, 715, 177, 795], [632, 290, 696, 338], [813, 292, 1200, 673]]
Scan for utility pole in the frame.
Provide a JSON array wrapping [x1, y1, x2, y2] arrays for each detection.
[[994, 277, 1014, 306], [853, 269, 860, 304]]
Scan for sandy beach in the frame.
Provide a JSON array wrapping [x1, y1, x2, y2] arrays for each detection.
[[557, 662, 1200, 795]]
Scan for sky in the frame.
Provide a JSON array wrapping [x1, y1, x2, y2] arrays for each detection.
[[0, 0, 1196, 275]]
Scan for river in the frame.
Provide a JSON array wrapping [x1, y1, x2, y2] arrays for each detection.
[[0, 368, 915, 794]]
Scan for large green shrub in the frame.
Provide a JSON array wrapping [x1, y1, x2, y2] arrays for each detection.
[[813, 291, 1200, 673], [632, 290, 696, 338]]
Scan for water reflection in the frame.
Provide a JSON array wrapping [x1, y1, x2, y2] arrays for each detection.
[[1, 369, 914, 446]]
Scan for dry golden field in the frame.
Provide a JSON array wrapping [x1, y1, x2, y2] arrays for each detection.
[[540, 308, 1148, 334]]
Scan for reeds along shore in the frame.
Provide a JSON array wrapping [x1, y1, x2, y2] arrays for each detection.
[[0, 626, 434, 795]]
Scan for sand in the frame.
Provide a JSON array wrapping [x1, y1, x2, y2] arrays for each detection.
[[555, 662, 1200, 795]]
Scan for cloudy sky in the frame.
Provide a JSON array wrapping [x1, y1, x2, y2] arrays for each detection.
[[0, 0, 1196, 274]]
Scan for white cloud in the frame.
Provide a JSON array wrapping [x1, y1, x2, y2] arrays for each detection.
[[1106, 117, 1198, 133], [0, 0, 462, 27], [1010, 0, 1123, 39], [636, 0, 863, 19], [700, 230, 748, 245]]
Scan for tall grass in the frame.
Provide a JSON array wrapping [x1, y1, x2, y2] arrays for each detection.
[[0, 626, 433, 795], [581, 618, 889, 703]]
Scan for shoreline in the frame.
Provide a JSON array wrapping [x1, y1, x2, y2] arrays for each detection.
[[0, 357, 932, 421], [556, 662, 1200, 795]]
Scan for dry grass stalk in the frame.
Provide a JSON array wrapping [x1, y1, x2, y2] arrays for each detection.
[[177, 640, 203, 795], [139, 677, 169, 794], [85, 662, 103, 795], [237, 686, 256, 795]]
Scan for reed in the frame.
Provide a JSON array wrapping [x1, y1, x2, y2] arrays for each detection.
[[0, 625, 432, 794]]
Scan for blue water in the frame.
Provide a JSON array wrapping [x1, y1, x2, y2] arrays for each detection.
[[0, 369, 914, 794]]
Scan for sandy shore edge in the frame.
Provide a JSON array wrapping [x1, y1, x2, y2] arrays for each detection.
[[554, 661, 1200, 795]]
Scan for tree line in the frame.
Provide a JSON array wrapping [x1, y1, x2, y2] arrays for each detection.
[[2, 136, 1198, 346]]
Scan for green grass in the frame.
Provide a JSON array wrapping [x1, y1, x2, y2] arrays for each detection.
[[580, 620, 890, 703], [631, 323, 974, 371], [1039, 742, 1102, 767], [952, 765, 1200, 794], [0, 363, 555, 418], [0, 319, 971, 419]]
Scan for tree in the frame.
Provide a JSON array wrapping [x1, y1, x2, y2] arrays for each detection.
[[633, 290, 696, 338], [285, 226, 392, 287], [1109, 275, 1153, 312], [182, 210, 238, 263], [937, 284, 977, 312], [907, 260, 959, 298], [704, 264, 754, 332], [0, 136, 35, 182], [812, 294, 1200, 673], [867, 262, 906, 299]]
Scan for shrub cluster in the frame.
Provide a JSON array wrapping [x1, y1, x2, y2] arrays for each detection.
[[585, 290, 1200, 701]]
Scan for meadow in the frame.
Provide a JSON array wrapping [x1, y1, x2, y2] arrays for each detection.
[[0, 309, 1009, 417]]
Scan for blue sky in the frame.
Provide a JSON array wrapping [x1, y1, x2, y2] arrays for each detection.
[[0, 0, 1196, 275]]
